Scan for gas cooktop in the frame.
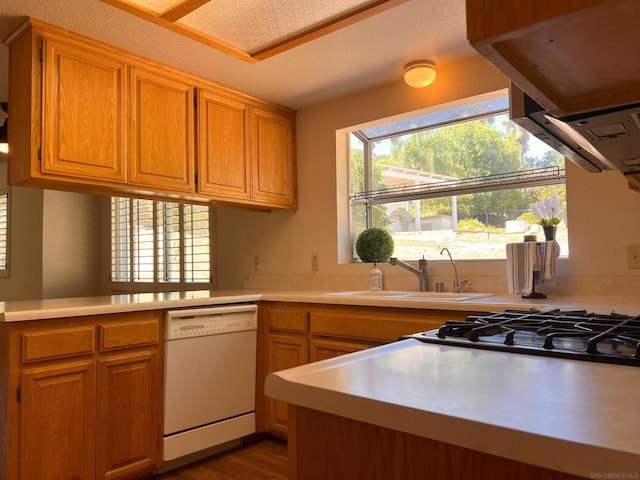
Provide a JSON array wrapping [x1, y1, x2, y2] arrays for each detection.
[[400, 309, 640, 367]]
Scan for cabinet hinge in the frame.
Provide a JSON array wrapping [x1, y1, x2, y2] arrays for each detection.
[[39, 48, 43, 62], [194, 172, 198, 185], [37, 147, 42, 162], [16, 386, 21, 403]]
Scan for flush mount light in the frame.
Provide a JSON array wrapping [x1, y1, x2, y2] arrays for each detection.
[[403, 60, 437, 88]]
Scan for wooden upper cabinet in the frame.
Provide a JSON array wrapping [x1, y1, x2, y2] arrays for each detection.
[[42, 37, 127, 183], [197, 89, 298, 209], [129, 66, 195, 193], [7, 18, 297, 208], [466, 0, 640, 116], [197, 89, 250, 200], [250, 107, 297, 209]]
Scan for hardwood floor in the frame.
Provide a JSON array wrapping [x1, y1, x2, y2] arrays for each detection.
[[155, 437, 288, 480]]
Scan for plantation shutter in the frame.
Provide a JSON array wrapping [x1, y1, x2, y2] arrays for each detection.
[[0, 191, 8, 271], [183, 204, 211, 282], [111, 197, 212, 284], [157, 202, 180, 283]]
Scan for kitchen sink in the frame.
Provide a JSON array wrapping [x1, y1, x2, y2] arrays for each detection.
[[323, 291, 495, 302]]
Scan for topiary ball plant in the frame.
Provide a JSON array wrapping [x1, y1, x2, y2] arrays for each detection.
[[355, 228, 394, 263]]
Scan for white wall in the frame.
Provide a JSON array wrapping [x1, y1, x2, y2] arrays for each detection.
[[217, 54, 640, 297]]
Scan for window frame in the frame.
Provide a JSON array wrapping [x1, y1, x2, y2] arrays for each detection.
[[344, 91, 567, 262], [110, 197, 216, 293]]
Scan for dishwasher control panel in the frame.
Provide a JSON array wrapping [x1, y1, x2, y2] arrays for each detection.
[[165, 304, 258, 340]]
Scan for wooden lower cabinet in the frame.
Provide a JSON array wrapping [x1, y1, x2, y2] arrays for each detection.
[[20, 361, 97, 480], [96, 351, 161, 480], [260, 302, 481, 438], [0, 311, 162, 480], [289, 406, 584, 480], [266, 333, 308, 438], [309, 337, 380, 362]]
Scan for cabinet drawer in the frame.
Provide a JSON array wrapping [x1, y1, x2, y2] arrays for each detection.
[[100, 320, 160, 351], [267, 308, 308, 333], [22, 327, 96, 363], [309, 307, 475, 342], [309, 337, 381, 363]]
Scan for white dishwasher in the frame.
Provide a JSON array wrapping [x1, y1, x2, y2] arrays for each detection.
[[163, 304, 257, 462]]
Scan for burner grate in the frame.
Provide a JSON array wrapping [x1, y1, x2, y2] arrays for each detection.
[[409, 309, 640, 366]]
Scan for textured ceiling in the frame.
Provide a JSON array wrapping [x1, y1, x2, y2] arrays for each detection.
[[127, 0, 382, 52], [183, 0, 373, 52], [0, 0, 476, 110]]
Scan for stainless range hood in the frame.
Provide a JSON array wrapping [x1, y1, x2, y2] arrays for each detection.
[[509, 82, 640, 175]]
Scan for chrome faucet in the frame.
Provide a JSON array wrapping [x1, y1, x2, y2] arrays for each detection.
[[440, 247, 470, 293], [389, 256, 429, 291]]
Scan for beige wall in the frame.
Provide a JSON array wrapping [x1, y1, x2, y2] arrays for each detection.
[[0, 162, 104, 301], [217, 55, 640, 296], [41, 189, 102, 299], [2, 53, 639, 299], [0, 162, 44, 300], [217, 54, 509, 288]]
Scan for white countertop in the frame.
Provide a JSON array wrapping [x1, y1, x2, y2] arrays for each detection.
[[0, 290, 264, 322], [263, 291, 640, 316], [265, 339, 640, 478], [1, 289, 639, 321]]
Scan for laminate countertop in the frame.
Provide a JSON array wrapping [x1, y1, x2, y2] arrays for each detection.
[[1, 289, 639, 321], [265, 338, 640, 478]]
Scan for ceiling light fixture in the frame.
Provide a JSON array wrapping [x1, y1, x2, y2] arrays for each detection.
[[403, 60, 436, 88]]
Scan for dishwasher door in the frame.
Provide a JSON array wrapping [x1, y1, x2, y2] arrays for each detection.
[[163, 304, 257, 461]]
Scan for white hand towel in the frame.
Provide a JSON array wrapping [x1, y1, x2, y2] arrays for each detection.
[[506, 242, 537, 295], [534, 240, 559, 284]]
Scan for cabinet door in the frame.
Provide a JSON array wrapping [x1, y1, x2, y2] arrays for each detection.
[[197, 89, 250, 200], [250, 107, 297, 208], [129, 66, 195, 193], [20, 361, 96, 480], [267, 333, 307, 437], [42, 37, 127, 183], [309, 337, 380, 362], [96, 350, 161, 480]]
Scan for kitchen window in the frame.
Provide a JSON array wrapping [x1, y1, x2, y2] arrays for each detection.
[[0, 189, 7, 273], [110, 197, 214, 290], [348, 92, 568, 261]]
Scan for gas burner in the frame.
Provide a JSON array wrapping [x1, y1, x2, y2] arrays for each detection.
[[401, 309, 640, 366]]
